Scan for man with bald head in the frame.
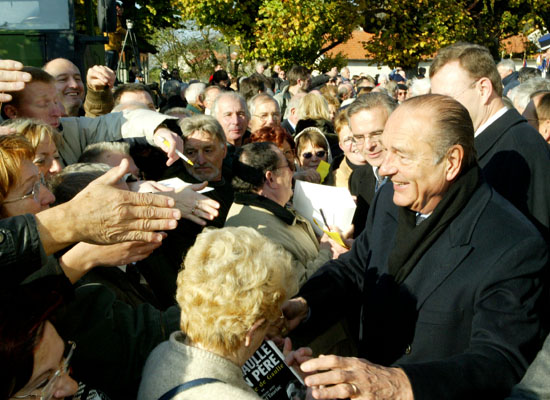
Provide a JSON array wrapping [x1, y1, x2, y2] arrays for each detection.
[[283, 95, 547, 400], [43, 58, 85, 116]]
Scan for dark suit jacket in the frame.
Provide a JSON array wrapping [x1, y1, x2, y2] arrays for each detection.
[[298, 181, 548, 399], [348, 164, 378, 236], [281, 118, 295, 136], [476, 109, 550, 240]]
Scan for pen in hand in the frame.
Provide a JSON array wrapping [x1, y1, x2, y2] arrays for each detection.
[[320, 208, 331, 232], [162, 139, 194, 166]]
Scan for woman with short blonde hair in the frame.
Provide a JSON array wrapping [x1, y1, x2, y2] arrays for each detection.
[[296, 92, 330, 121], [139, 226, 297, 400]]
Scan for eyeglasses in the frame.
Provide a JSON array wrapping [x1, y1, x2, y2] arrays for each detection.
[[301, 150, 326, 159], [253, 112, 281, 122], [348, 132, 383, 146], [14, 341, 76, 400], [2, 174, 46, 205]]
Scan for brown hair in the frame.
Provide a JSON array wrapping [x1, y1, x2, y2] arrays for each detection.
[[429, 42, 503, 97]]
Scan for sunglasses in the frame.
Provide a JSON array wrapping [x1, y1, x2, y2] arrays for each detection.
[[302, 150, 326, 159]]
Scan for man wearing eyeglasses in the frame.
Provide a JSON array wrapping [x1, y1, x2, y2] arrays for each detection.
[[430, 42, 550, 241], [346, 93, 398, 235], [248, 93, 282, 133]]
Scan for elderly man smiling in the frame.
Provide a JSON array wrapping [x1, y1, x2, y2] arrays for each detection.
[[283, 94, 547, 400]]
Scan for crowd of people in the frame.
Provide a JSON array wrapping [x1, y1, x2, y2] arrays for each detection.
[[1, 38, 550, 400]]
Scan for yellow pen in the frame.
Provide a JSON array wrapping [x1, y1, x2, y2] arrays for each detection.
[[162, 139, 194, 166]]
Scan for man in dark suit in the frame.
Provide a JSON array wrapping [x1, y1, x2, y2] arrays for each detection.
[[430, 42, 550, 240], [283, 95, 547, 399]]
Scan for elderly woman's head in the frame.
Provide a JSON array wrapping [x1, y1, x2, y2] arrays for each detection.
[[2, 119, 63, 179], [176, 227, 295, 363], [0, 135, 55, 218], [248, 126, 296, 171], [295, 127, 329, 170]]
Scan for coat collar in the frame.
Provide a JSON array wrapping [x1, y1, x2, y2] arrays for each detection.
[[234, 192, 296, 225], [475, 108, 526, 161]]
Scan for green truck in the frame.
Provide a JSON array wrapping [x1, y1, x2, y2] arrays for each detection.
[[0, 0, 112, 78]]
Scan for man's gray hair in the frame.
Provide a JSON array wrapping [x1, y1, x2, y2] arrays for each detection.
[[402, 94, 476, 169], [184, 82, 207, 105], [232, 142, 280, 193], [211, 91, 250, 120], [78, 142, 130, 163], [177, 114, 226, 145], [508, 77, 550, 111], [248, 93, 279, 117], [346, 92, 397, 121], [497, 59, 516, 72]]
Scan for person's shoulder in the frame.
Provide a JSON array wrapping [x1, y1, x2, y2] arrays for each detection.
[[465, 182, 543, 242]]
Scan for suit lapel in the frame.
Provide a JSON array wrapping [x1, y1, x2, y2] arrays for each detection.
[[403, 184, 491, 309]]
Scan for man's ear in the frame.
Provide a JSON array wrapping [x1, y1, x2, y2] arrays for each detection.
[[445, 145, 464, 182], [540, 120, 550, 143], [244, 318, 266, 347], [265, 170, 276, 186], [3, 104, 18, 119], [477, 77, 494, 105]]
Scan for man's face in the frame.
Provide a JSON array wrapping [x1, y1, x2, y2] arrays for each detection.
[[183, 131, 226, 181], [396, 89, 408, 102], [349, 107, 388, 167], [271, 146, 294, 206], [298, 75, 312, 91], [44, 59, 85, 116], [118, 91, 155, 110], [249, 100, 281, 132], [215, 96, 249, 145], [338, 124, 366, 166], [379, 108, 449, 214], [430, 61, 483, 130], [6, 82, 65, 128]]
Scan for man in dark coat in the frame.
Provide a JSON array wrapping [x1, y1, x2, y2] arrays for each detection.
[[430, 42, 550, 241], [282, 95, 547, 400]]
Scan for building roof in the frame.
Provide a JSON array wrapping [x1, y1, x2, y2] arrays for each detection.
[[326, 30, 533, 62], [325, 30, 374, 60]]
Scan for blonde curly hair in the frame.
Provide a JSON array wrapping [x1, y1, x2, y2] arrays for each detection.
[[176, 226, 296, 356]]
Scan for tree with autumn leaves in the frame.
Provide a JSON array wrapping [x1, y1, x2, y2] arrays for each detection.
[[78, 0, 550, 71]]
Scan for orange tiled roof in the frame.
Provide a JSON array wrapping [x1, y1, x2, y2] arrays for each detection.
[[325, 30, 374, 60], [325, 30, 531, 61]]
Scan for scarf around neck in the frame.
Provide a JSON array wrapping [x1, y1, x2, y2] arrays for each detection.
[[388, 164, 482, 284]]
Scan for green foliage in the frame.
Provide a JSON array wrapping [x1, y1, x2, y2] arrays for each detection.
[[150, 23, 237, 81], [174, 0, 360, 69], [315, 52, 348, 73], [359, 0, 550, 68]]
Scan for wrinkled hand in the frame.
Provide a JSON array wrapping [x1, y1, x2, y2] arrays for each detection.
[[128, 180, 174, 193], [59, 240, 162, 283], [167, 181, 220, 225], [282, 297, 309, 333], [294, 169, 321, 184], [153, 126, 184, 166], [0, 60, 32, 102], [87, 65, 115, 91], [301, 355, 413, 400], [65, 158, 181, 244]]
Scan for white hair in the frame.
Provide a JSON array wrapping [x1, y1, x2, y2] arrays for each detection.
[[408, 78, 431, 98], [184, 82, 206, 105]]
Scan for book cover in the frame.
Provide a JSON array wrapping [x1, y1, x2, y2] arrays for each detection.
[[242, 340, 307, 400]]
